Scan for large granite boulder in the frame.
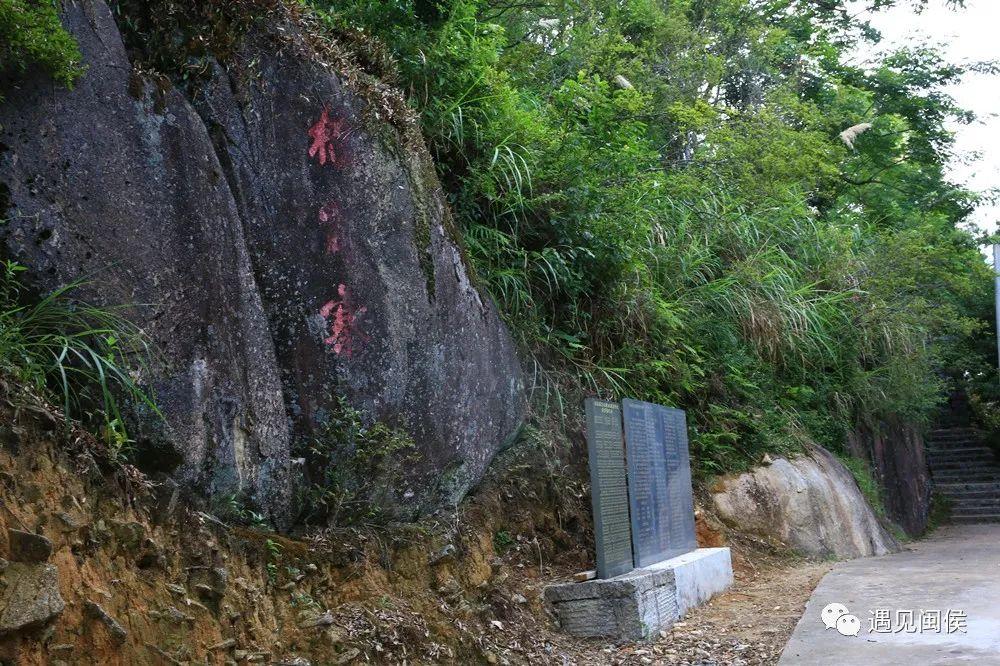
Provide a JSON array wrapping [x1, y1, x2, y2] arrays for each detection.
[[0, 0, 523, 524], [710, 445, 900, 559]]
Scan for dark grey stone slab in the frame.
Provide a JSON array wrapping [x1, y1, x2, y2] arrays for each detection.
[[659, 405, 697, 556], [585, 399, 635, 578], [622, 399, 697, 567]]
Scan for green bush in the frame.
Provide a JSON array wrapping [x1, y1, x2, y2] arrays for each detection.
[[0, 0, 83, 87], [295, 396, 416, 526]]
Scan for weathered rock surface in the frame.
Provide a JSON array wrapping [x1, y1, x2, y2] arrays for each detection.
[[84, 600, 128, 645], [7, 529, 52, 564], [194, 22, 524, 511], [0, 0, 291, 520], [847, 419, 930, 536], [0, 563, 64, 635], [0, 0, 523, 522], [711, 445, 900, 559]]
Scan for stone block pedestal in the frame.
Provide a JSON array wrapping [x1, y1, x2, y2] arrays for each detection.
[[544, 547, 733, 640]]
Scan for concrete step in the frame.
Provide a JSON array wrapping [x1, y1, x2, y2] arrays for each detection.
[[927, 458, 996, 469], [927, 446, 995, 458], [928, 459, 999, 471], [927, 440, 985, 450], [950, 500, 1000, 511], [931, 470, 1000, 483], [935, 481, 1000, 492], [929, 437, 983, 444], [929, 444, 985, 454], [932, 464, 1000, 472], [951, 513, 1000, 524], [929, 428, 983, 437], [942, 490, 1000, 506], [926, 430, 983, 440], [929, 466, 1000, 478], [941, 486, 1000, 497], [928, 429, 984, 440]]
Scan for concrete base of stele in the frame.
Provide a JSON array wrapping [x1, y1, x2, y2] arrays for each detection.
[[543, 547, 733, 641]]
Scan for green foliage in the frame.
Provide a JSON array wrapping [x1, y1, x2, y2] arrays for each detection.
[[0, 0, 83, 88], [841, 454, 908, 541], [221, 492, 271, 529], [493, 529, 514, 553], [0, 261, 156, 458], [295, 396, 416, 526], [838, 454, 886, 519], [313, 0, 994, 474], [264, 537, 283, 582], [110, 0, 279, 83]]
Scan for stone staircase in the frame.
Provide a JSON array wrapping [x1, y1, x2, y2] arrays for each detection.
[[927, 427, 1000, 524]]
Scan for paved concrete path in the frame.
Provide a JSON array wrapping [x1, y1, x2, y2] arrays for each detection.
[[779, 524, 1000, 665]]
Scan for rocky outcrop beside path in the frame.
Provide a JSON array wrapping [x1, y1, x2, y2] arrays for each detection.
[[711, 445, 900, 559]]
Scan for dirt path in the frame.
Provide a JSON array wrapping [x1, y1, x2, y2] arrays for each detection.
[[527, 547, 833, 665]]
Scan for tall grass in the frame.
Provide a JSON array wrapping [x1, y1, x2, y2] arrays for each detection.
[[0, 261, 157, 458]]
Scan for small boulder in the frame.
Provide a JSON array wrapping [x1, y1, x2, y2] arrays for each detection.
[[0, 563, 65, 635], [187, 566, 228, 601], [136, 538, 166, 569], [711, 444, 900, 559], [297, 609, 334, 629], [109, 521, 146, 553], [8, 529, 53, 563], [84, 600, 128, 645], [429, 544, 456, 566]]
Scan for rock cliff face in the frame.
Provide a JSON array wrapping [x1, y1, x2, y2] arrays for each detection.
[[846, 419, 931, 536], [710, 445, 900, 559], [0, 0, 523, 524]]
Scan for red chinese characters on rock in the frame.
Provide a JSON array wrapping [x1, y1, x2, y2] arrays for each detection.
[[319, 284, 367, 357], [307, 107, 347, 166], [318, 202, 340, 254], [310, 104, 366, 356]]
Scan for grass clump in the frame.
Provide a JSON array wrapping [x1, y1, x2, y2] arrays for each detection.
[[0, 260, 156, 458], [838, 454, 887, 519]]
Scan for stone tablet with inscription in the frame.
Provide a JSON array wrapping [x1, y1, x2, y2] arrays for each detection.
[[622, 399, 697, 567], [585, 399, 635, 578]]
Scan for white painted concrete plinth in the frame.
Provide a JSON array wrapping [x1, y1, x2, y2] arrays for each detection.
[[544, 547, 733, 640]]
